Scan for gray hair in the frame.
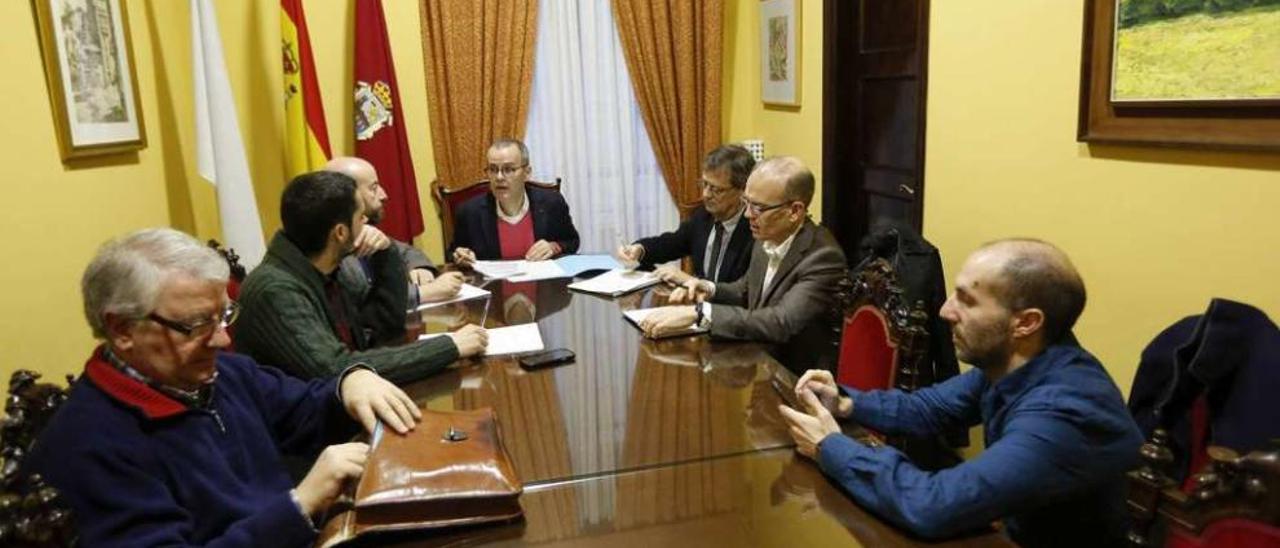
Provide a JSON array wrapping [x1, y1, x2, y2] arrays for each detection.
[[82, 228, 230, 339], [489, 138, 530, 165]]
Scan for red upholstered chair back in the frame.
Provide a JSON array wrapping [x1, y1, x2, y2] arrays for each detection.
[[1127, 434, 1280, 547], [835, 258, 928, 395], [837, 306, 899, 392], [431, 178, 562, 249]]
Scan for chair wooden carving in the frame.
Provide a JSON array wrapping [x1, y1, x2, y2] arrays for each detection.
[[0, 370, 76, 547], [207, 239, 247, 300], [1127, 429, 1280, 547], [430, 178, 563, 250], [834, 257, 930, 395]]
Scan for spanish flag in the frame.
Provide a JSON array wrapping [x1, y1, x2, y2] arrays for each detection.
[[282, 0, 331, 177]]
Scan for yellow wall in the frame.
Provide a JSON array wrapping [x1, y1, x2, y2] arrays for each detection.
[[723, 0, 824, 218], [0, 1, 442, 385], [925, 0, 1280, 393]]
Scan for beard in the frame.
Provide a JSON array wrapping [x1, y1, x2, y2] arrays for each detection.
[[954, 319, 1013, 370], [366, 207, 384, 225]]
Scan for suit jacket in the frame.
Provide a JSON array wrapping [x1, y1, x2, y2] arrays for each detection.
[[447, 187, 580, 260], [634, 205, 753, 282], [339, 240, 434, 306], [709, 220, 847, 372]]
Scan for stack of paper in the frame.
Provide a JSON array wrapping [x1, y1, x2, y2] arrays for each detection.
[[622, 307, 709, 339], [413, 283, 490, 311], [568, 269, 661, 297], [472, 260, 525, 280], [418, 323, 545, 356], [508, 261, 568, 282]]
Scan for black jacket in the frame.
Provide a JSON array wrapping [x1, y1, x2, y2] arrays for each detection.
[[447, 186, 580, 260], [1128, 298, 1280, 483], [634, 205, 753, 282]]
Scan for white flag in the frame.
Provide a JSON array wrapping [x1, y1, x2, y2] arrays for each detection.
[[191, 0, 265, 269]]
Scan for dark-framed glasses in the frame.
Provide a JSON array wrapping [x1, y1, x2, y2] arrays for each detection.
[[147, 301, 240, 338], [484, 164, 528, 178], [741, 196, 794, 215], [698, 180, 735, 197]]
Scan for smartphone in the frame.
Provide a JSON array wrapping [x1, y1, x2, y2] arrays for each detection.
[[518, 348, 576, 370]]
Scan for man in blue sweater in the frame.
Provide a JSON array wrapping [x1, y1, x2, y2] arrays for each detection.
[[781, 239, 1142, 546], [29, 228, 423, 547]]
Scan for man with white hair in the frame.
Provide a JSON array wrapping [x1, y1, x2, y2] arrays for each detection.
[[27, 228, 423, 546]]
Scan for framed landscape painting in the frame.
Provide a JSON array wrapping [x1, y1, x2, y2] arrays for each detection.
[[761, 0, 801, 107], [33, 0, 146, 161], [1078, 0, 1280, 149]]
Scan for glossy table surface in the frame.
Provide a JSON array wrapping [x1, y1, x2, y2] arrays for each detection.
[[388, 277, 1012, 547]]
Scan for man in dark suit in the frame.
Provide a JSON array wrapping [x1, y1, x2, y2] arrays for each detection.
[[449, 138, 580, 265], [638, 157, 847, 371], [616, 145, 756, 284]]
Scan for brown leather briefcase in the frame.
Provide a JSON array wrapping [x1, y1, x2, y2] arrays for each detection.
[[317, 407, 523, 547]]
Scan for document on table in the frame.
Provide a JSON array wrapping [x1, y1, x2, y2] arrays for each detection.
[[568, 269, 661, 297], [555, 254, 624, 276], [418, 323, 545, 356], [413, 283, 490, 311], [473, 260, 525, 280], [622, 307, 709, 339], [508, 260, 568, 282]]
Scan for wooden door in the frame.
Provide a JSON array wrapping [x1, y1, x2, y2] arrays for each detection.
[[822, 0, 931, 262]]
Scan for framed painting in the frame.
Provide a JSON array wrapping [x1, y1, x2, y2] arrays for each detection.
[[1078, 0, 1280, 150], [33, 0, 146, 161], [761, 0, 801, 107]]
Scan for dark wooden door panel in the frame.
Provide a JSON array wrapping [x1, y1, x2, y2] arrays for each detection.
[[824, 0, 930, 263]]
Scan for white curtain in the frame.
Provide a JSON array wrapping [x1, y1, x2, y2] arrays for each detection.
[[524, 0, 679, 255], [522, 0, 678, 527]]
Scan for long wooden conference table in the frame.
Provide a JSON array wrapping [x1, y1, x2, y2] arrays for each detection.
[[388, 276, 1013, 547]]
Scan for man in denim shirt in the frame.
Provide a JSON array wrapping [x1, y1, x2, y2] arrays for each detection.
[[781, 239, 1142, 546]]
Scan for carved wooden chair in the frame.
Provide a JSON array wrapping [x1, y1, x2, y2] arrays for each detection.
[[430, 178, 563, 249], [1127, 431, 1280, 547], [0, 370, 76, 547], [833, 258, 960, 469], [206, 239, 247, 300]]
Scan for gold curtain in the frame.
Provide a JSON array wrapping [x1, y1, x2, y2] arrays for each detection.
[[420, 0, 539, 190], [612, 0, 723, 215]]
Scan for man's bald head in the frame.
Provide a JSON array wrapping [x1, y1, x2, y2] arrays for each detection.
[[974, 239, 1086, 343], [325, 157, 386, 223], [751, 156, 815, 206]]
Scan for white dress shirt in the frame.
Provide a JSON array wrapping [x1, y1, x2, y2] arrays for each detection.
[[702, 205, 744, 279]]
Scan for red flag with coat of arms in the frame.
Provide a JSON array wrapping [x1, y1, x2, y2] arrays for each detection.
[[354, 0, 424, 241]]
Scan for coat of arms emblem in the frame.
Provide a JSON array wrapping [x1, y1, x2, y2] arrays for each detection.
[[355, 80, 393, 141]]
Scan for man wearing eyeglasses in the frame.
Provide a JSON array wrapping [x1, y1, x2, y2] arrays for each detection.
[[448, 138, 580, 266], [616, 145, 756, 285], [28, 228, 424, 546], [236, 171, 487, 384], [638, 156, 847, 372], [325, 157, 465, 305]]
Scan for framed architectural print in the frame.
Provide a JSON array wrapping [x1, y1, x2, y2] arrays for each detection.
[[761, 0, 801, 107], [1078, 0, 1280, 150], [33, 0, 147, 161]]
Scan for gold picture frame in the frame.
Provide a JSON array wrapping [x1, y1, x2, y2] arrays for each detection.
[[761, 0, 801, 107], [33, 0, 146, 161]]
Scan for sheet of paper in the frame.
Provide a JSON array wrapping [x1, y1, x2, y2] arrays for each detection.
[[414, 283, 490, 311], [473, 260, 525, 280], [568, 269, 661, 296], [622, 307, 709, 339], [508, 260, 569, 282], [418, 323, 544, 356], [554, 254, 624, 276], [482, 323, 545, 356]]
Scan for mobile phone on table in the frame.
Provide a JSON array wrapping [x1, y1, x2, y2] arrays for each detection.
[[518, 348, 576, 370]]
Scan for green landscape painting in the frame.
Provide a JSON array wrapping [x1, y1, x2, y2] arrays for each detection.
[[1112, 0, 1280, 101]]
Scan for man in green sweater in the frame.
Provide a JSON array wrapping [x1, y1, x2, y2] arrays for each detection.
[[236, 171, 487, 383]]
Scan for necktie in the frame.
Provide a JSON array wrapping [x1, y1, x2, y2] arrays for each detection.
[[707, 222, 726, 282]]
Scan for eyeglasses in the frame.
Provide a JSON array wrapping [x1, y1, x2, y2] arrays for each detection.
[[698, 180, 735, 197], [484, 164, 528, 178], [741, 196, 794, 215], [147, 301, 240, 339]]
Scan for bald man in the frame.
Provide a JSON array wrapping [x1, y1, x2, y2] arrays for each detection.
[[325, 157, 463, 305], [638, 156, 847, 372], [781, 239, 1142, 546]]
